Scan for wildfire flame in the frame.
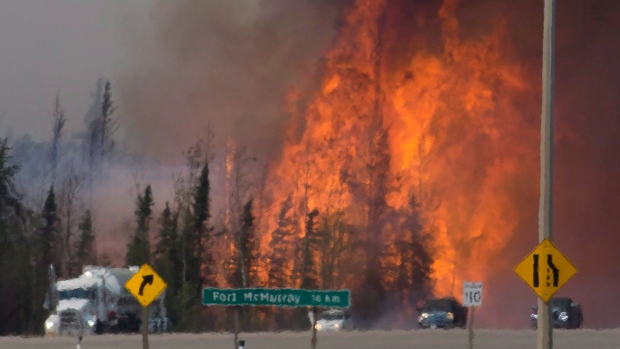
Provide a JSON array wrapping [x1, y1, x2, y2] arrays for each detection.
[[261, 0, 537, 299]]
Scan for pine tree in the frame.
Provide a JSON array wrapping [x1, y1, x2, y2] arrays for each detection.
[[267, 196, 295, 288], [126, 185, 154, 266], [173, 160, 215, 332], [83, 79, 104, 210], [192, 162, 214, 287], [155, 202, 181, 287], [154, 202, 182, 327], [406, 197, 433, 305], [27, 186, 60, 334], [49, 94, 65, 186], [59, 164, 84, 277], [239, 198, 258, 287], [40, 186, 60, 272], [180, 206, 195, 284], [357, 126, 390, 323], [0, 138, 22, 262], [99, 80, 117, 157], [86, 116, 100, 209], [230, 198, 258, 288], [74, 210, 96, 273], [83, 78, 104, 128], [155, 202, 179, 265], [319, 211, 349, 290], [0, 139, 33, 335], [300, 208, 321, 289]]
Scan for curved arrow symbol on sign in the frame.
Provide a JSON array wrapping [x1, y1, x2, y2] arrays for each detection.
[[139, 274, 154, 296]]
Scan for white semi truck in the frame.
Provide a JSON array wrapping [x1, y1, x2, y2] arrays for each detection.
[[44, 265, 169, 336]]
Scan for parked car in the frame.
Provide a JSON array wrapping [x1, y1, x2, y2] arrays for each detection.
[[417, 297, 467, 329], [530, 297, 583, 329], [312, 309, 353, 331]]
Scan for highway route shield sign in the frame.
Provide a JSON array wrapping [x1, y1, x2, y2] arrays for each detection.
[[125, 264, 167, 307], [514, 238, 577, 302], [462, 282, 483, 307]]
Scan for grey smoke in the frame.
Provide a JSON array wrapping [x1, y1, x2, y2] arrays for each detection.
[[118, 0, 346, 162]]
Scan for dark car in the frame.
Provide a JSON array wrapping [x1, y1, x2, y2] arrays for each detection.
[[416, 297, 468, 329], [530, 297, 583, 329]]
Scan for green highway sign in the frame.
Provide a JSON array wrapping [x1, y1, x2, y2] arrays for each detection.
[[202, 288, 351, 308]]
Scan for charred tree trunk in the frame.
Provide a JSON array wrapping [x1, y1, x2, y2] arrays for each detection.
[[49, 95, 65, 186], [358, 2, 390, 324]]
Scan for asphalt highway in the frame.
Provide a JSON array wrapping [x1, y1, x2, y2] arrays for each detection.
[[2, 329, 619, 349]]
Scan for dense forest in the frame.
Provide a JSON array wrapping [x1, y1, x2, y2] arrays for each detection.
[[0, 77, 434, 335]]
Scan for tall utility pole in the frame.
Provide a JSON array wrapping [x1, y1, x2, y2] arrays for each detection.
[[538, 0, 556, 349]]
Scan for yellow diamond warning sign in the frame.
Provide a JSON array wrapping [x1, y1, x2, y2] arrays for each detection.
[[514, 238, 577, 302], [125, 264, 167, 307]]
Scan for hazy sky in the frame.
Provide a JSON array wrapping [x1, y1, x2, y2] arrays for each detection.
[[0, 0, 150, 140]]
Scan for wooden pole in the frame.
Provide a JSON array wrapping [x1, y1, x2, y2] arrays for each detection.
[[311, 307, 318, 349], [468, 307, 475, 349], [234, 307, 240, 349], [142, 306, 149, 349], [538, 0, 556, 349]]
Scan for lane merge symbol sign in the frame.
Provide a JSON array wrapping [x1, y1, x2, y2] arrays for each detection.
[[125, 264, 167, 307], [514, 238, 577, 302]]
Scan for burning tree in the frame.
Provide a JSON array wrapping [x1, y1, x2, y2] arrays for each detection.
[[261, 0, 534, 326]]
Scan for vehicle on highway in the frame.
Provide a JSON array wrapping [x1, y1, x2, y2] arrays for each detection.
[[44, 265, 169, 336], [530, 297, 583, 329], [312, 309, 354, 331], [416, 297, 467, 329]]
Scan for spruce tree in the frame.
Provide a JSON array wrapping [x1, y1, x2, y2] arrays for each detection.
[[154, 202, 182, 327], [406, 197, 432, 304], [49, 95, 65, 186], [126, 185, 154, 266], [233, 198, 258, 288], [26, 186, 60, 334], [74, 210, 96, 273], [300, 208, 321, 289], [192, 162, 214, 287], [155, 203, 179, 263], [0, 138, 22, 261], [40, 186, 59, 272], [155, 202, 181, 287], [99, 80, 117, 157], [319, 211, 348, 290], [357, 126, 390, 323], [267, 196, 295, 287], [0, 139, 32, 335]]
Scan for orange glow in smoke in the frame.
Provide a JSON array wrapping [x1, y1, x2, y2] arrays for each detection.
[[261, 0, 537, 298]]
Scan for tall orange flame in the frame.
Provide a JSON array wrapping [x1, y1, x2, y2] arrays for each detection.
[[262, 0, 537, 299]]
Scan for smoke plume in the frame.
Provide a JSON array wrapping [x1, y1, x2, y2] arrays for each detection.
[[117, 0, 620, 329], [118, 0, 346, 162]]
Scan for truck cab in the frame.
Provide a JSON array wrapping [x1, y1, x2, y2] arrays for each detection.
[[45, 265, 168, 336]]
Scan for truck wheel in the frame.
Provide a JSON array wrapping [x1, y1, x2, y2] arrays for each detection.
[[95, 320, 104, 334]]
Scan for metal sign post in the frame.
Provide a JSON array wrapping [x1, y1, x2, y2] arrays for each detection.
[[233, 307, 240, 349], [311, 306, 318, 349], [539, 0, 556, 347], [203, 288, 351, 349], [141, 306, 149, 349], [463, 282, 482, 349], [468, 307, 475, 349], [125, 264, 168, 349]]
